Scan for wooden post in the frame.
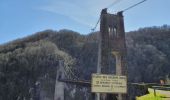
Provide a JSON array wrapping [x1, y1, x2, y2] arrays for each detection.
[[154, 89, 156, 97], [54, 60, 65, 100]]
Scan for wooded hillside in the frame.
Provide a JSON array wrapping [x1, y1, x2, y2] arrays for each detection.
[[0, 25, 170, 100]]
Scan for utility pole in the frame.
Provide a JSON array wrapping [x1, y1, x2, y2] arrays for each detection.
[[97, 8, 127, 100]]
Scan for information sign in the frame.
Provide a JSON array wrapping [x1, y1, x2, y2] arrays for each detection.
[[91, 74, 127, 93]]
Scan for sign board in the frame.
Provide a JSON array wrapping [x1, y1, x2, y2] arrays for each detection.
[[91, 74, 127, 93]]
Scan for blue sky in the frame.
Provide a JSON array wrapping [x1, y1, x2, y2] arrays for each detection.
[[0, 0, 170, 44]]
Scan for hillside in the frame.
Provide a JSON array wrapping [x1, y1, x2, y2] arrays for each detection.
[[0, 25, 170, 100]]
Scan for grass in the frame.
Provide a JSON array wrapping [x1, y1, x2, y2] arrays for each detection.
[[136, 93, 165, 100], [136, 88, 167, 100]]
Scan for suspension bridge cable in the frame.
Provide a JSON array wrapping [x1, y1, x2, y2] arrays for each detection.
[[91, 17, 100, 32], [64, 64, 79, 80], [91, 0, 125, 32], [91, 0, 147, 32], [122, 0, 147, 12]]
